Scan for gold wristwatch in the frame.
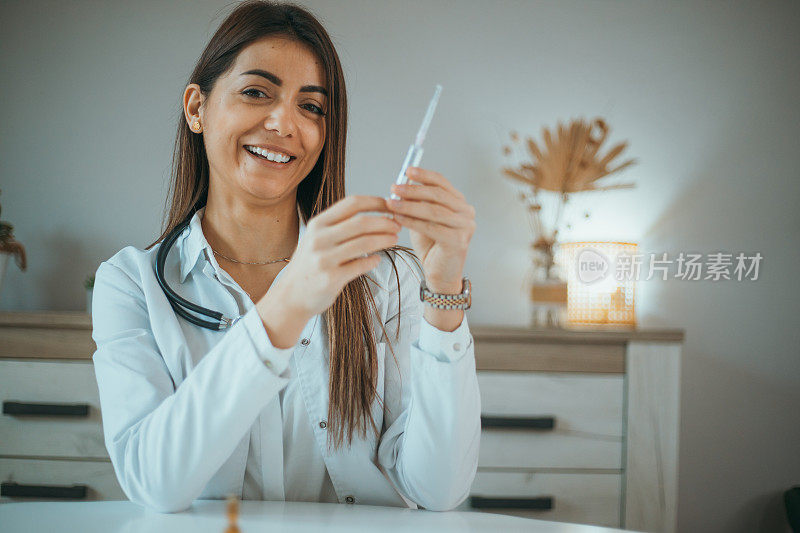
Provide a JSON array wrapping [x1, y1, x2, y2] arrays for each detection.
[[419, 276, 471, 310]]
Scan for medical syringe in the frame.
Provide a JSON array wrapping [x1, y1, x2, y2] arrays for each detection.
[[389, 84, 442, 201]]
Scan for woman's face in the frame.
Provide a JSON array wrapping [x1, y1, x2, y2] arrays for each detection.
[[184, 36, 327, 203]]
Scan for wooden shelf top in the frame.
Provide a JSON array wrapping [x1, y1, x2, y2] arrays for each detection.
[[0, 310, 684, 343], [470, 324, 684, 344], [0, 310, 93, 329]]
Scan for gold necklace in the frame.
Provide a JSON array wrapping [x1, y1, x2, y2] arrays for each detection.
[[210, 248, 291, 302], [211, 247, 292, 265]]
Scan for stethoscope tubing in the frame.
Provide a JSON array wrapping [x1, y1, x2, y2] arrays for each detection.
[[155, 214, 237, 331]]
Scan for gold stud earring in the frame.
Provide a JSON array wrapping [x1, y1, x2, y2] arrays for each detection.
[[192, 118, 201, 132]]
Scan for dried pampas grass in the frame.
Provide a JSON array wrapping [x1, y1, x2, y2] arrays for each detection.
[[502, 117, 636, 194], [500, 117, 636, 280]]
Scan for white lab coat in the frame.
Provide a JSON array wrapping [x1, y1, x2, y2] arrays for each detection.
[[91, 206, 481, 514]]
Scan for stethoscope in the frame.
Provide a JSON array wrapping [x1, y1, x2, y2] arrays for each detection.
[[155, 213, 241, 332]]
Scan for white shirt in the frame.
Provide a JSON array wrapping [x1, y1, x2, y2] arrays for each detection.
[[202, 207, 336, 503], [91, 203, 480, 514], [242, 340, 338, 503]]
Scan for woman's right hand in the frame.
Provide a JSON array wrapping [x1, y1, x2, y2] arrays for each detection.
[[272, 195, 400, 319]]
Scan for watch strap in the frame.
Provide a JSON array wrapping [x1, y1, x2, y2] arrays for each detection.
[[420, 276, 471, 310]]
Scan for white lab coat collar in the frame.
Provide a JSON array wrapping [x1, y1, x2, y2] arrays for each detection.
[[175, 204, 306, 283], [179, 203, 307, 283]]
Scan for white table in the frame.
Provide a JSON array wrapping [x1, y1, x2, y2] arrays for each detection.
[[0, 500, 631, 532]]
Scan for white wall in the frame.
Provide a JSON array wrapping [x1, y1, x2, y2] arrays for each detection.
[[1, 1, 798, 530]]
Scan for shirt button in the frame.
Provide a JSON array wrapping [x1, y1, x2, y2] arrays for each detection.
[[263, 359, 273, 369], [301, 338, 310, 346], [345, 495, 355, 504], [453, 342, 461, 352], [319, 420, 327, 429]]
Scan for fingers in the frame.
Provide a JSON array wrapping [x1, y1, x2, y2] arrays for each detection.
[[388, 195, 466, 229], [391, 212, 464, 246], [390, 182, 463, 214], [406, 167, 465, 200], [340, 252, 382, 281], [311, 195, 392, 228], [331, 232, 399, 266], [392, 199, 464, 228], [387, 168, 476, 236], [324, 212, 401, 246], [306, 195, 400, 271]]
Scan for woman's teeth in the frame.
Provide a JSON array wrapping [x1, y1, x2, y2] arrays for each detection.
[[245, 145, 293, 163]]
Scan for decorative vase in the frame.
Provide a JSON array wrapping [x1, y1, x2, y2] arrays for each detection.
[[529, 278, 567, 328], [86, 288, 93, 315], [528, 245, 567, 328]]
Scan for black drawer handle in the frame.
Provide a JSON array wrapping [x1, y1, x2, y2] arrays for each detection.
[[481, 415, 555, 430], [471, 495, 554, 510], [2, 401, 90, 417], [1, 482, 88, 499]]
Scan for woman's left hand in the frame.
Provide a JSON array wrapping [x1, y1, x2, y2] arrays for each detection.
[[385, 166, 475, 291]]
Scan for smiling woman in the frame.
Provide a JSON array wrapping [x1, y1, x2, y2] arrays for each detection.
[[186, 35, 328, 208], [90, 0, 480, 517]]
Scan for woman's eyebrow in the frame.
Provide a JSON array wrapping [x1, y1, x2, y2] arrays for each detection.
[[239, 69, 327, 96]]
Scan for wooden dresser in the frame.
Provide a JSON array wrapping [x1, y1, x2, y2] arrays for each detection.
[[459, 324, 683, 532], [0, 311, 125, 502], [0, 311, 682, 532]]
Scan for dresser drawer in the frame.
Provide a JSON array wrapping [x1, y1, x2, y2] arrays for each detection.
[[477, 372, 624, 469], [0, 458, 125, 502], [0, 361, 107, 459], [458, 471, 622, 528]]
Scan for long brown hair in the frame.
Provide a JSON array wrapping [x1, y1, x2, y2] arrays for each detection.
[[145, 0, 421, 452]]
